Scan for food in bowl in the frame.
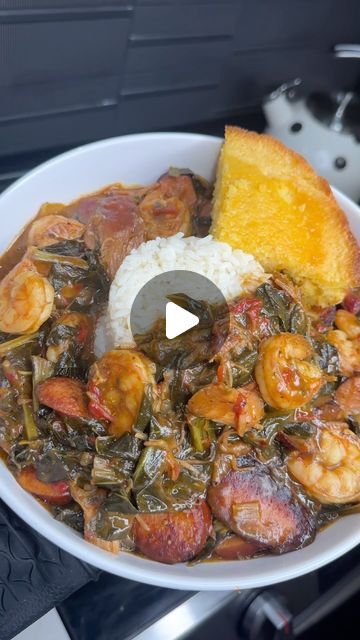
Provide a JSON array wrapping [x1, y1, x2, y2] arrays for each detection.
[[108, 233, 265, 348], [0, 128, 359, 566]]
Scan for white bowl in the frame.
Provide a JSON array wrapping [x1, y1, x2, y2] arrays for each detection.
[[0, 132, 359, 591]]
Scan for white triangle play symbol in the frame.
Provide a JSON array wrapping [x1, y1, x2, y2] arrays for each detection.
[[165, 301, 199, 340]]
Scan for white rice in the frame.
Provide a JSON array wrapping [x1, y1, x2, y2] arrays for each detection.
[[102, 233, 266, 350]]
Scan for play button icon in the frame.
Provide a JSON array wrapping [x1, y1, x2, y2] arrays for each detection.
[[130, 270, 230, 369], [165, 301, 199, 339]]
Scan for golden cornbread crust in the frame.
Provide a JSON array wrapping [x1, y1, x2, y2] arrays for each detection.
[[212, 126, 360, 307]]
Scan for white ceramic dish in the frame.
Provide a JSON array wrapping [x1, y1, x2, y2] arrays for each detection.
[[0, 132, 359, 591]]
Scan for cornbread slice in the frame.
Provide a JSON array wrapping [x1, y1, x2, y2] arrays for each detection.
[[212, 126, 360, 307]]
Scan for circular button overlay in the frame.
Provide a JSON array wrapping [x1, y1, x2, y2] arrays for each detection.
[[130, 270, 230, 370]]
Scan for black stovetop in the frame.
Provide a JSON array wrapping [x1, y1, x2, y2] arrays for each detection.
[[57, 544, 360, 640]]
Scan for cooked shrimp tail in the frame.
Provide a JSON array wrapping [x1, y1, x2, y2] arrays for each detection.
[[188, 382, 264, 436], [287, 422, 360, 504], [87, 349, 156, 436], [0, 258, 54, 334], [255, 333, 324, 410], [28, 214, 84, 248]]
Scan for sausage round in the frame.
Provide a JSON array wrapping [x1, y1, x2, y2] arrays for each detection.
[[133, 501, 212, 564], [208, 465, 315, 553], [37, 377, 88, 418]]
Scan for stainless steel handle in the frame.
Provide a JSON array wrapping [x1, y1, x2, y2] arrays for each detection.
[[240, 591, 293, 640], [133, 591, 236, 640], [334, 43, 360, 58], [267, 78, 301, 101], [330, 91, 354, 132]]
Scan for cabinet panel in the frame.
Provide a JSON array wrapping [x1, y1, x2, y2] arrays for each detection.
[[0, 16, 131, 118]]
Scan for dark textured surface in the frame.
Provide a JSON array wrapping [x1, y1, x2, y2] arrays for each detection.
[[0, 110, 266, 194], [299, 592, 359, 640], [0, 500, 99, 640], [59, 572, 192, 640]]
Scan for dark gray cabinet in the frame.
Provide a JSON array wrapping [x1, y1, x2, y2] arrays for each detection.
[[0, 0, 359, 156]]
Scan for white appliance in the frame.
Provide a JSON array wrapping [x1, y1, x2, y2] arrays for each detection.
[[263, 46, 360, 202]]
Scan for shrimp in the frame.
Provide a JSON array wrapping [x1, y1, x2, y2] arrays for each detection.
[[326, 310, 360, 376], [87, 349, 156, 436], [255, 333, 324, 410], [327, 329, 360, 376], [287, 422, 360, 504], [27, 214, 85, 247], [334, 309, 360, 339], [187, 382, 264, 436], [0, 258, 54, 334]]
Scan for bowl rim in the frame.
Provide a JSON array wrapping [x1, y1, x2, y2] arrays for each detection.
[[0, 131, 223, 202], [0, 131, 359, 591]]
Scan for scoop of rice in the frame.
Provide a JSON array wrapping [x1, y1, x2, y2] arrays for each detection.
[[107, 233, 265, 348]]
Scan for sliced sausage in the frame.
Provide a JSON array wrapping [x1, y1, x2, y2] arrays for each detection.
[[133, 501, 212, 564], [17, 466, 71, 506], [335, 376, 360, 417], [313, 400, 344, 422], [215, 535, 264, 560], [37, 377, 88, 418], [67, 193, 145, 279], [208, 466, 315, 554]]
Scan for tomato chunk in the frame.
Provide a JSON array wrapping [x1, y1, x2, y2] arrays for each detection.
[[342, 291, 360, 315]]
